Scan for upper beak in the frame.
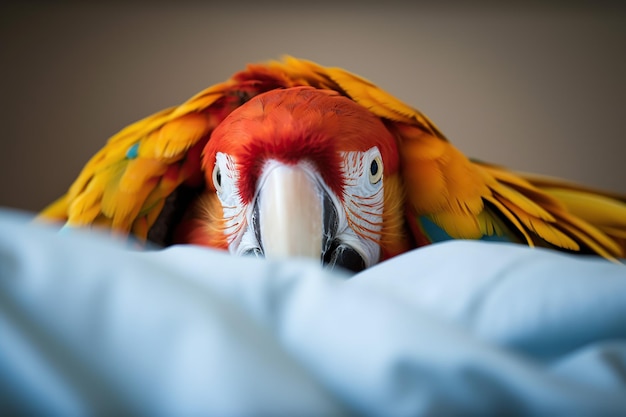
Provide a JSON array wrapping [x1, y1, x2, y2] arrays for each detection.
[[256, 163, 324, 260], [253, 162, 367, 273]]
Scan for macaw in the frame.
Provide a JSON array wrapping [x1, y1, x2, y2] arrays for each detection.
[[39, 56, 626, 271]]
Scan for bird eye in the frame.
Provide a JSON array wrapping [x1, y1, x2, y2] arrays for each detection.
[[369, 156, 383, 184], [212, 165, 222, 192]]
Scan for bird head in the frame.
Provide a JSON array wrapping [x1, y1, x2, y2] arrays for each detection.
[[190, 86, 406, 272]]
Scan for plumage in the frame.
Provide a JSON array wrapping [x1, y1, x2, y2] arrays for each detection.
[[38, 56, 626, 267]]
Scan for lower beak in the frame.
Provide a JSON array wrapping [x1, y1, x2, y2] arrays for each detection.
[[256, 163, 324, 260]]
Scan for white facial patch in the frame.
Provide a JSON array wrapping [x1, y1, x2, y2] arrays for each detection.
[[213, 152, 249, 253], [335, 146, 385, 266]]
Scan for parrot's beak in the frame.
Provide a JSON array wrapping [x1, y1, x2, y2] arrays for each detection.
[[256, 163, 324, 260], [254, 162, 366, 272]]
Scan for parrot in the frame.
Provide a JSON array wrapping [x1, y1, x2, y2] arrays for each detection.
[[38, 56, 626, 272]]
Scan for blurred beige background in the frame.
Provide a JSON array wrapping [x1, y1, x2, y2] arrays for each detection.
[[1, 2, 625, 213]]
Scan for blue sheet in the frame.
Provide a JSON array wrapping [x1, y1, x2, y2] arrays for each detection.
[[1, 207, 626, 416]]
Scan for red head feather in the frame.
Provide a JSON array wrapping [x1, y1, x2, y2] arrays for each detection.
[[203, 86, 399, 204]]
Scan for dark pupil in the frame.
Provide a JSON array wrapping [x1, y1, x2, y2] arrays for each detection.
[[370, 159, 379, 176], [215, 169, 221, 186]]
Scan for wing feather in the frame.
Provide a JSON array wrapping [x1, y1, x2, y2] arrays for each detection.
[[397, 126, 625, 259], [39, 81, 257, 237], [478, 199, 528, 244], [38, 55, 626, 260]]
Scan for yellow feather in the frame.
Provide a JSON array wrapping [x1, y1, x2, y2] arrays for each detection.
[[468, 160, 625, 259], [107, 107, 176, 145], [171, 85, 228, 117], [155, 113, 211, 158], [38, 195, 69, 222], [602, 226, 626, 239], [96, 162, 127, 219], [107, 180, 158, 231], [504, 203, 580, 251], [553, 220, 619, 262], [439, 151, 490, 215], [67, 151, 106, 199], [429, 211, 482, 239], [477, 206, 508, 238], [67, 196, 102, 226], [118, 158, 168, 193], [67, 139, 138, 200], [543, 188, 626, 230], [326, 67, 444, 137], [478, 162, 566, 212], [272, 56, 334, 89], [397, 124, 489, 220], [131, 216, 149, 241], [91, 214, 113, 230], [515, 171, 626, 201], [67, 168, 121, 225], [551, 209, 623, 258], [489, 181, 556, 222], [483, 196, 534, 246], [137, 131, 184, 164]]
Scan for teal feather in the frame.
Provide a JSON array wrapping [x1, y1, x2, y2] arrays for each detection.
[[419, 216, 513, 244], [126, 143, 139, 159]]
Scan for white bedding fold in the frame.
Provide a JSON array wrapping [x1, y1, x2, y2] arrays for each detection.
[[1, 208, 625, 416]]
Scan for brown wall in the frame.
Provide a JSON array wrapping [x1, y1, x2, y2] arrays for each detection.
[[2, 3, 625, 213]]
